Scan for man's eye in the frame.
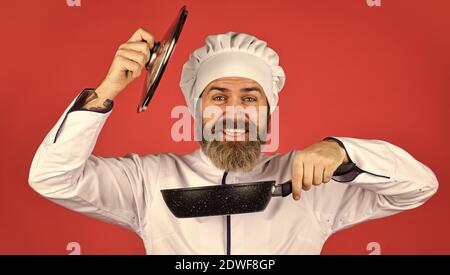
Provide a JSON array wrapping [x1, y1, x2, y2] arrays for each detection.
[[243, 97, 257, 102], [213, 96, 226, 101]]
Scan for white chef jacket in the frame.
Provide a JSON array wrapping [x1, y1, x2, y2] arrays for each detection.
[[28, 93, 438, 255]]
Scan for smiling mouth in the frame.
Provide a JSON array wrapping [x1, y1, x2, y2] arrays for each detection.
[[222, 128, 249, 140]]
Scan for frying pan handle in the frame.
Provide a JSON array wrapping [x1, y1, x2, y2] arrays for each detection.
[[333, 162, 356, 176], [276, 162, 356, 197]]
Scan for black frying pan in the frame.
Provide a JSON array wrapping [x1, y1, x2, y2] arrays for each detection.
[[138, 6, 188, 113], [161, 162, 355, 218]]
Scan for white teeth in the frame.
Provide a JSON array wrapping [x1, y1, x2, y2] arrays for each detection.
[[224, 129, 246, 133], [223, 129, 246, 138]]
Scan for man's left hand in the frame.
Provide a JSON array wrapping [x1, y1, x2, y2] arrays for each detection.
[[291, 140, 349, 200]]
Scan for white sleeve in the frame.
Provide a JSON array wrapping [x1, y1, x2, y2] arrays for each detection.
[[28, 93, 158, 235], [308, 137, 438, 234]]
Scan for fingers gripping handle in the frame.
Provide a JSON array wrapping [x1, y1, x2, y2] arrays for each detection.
[[274, 162, 356, 197]]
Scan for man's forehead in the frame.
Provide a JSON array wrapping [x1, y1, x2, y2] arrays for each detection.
[[206, 77, 262, 88], [204, 77, 267, 98]]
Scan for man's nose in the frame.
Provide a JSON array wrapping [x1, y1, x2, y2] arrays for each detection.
[[223, 97, 246, 118], [226, 95, 243, 108]]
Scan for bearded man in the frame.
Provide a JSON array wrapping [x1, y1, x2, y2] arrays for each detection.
[[29, 28, 438, 254]]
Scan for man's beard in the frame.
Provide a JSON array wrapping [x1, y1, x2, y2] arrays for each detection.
[[199, 119, 266, 172], [201, 140, 263, 172]]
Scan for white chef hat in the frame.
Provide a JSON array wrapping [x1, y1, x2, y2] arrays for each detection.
[[179, 32, 286, 116]]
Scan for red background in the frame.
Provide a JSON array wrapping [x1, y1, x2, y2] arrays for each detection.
[[0, 0, 449, 254]]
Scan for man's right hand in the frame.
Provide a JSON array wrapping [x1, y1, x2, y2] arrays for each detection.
[[82, 28, 154, 110]]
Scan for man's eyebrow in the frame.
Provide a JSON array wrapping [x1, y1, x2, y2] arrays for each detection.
[[240, 86, 262, 94], [207, 86, 263, 94], [207, 86, 230, 92]]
